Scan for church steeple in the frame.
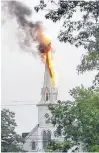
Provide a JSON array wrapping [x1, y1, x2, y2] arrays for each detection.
[[39, 62, 58, 104]]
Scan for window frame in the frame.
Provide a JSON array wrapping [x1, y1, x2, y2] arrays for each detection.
[[31, 141, 36, 150]]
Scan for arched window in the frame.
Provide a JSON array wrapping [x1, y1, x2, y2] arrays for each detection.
[[46, 93, 48, 101], [47, 130, 51, 144], [42, 130, 51, 150], [31, 141, 36, 150], [42, 130, 47, 150], [49, 93, 51, 100], [54, 131, 57, 137]]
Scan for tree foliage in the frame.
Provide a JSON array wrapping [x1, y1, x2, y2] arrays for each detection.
[[35, 1, 99, 49], [1, 109, 24, 152], [48, 87, 99, 151], [47, 140, 72, 152]]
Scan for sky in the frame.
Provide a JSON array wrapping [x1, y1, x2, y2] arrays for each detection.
[[1, 0, 96, 134]]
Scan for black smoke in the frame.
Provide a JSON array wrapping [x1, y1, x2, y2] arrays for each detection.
[[2, 0, 51, 55], [2, 0, 32, 27]]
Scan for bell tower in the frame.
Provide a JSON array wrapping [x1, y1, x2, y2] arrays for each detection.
[[37, 61, 58, 124]]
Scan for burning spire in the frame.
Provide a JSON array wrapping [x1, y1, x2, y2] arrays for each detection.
[[29, 22, 56, 86], [45, 44, 56, 87], [32, 23, 55, 86]]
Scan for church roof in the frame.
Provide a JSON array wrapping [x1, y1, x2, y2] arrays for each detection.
[[22, 132, 29, 139], [24, 124, 39, 141]]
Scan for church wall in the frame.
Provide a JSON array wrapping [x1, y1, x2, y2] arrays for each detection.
[[23, 127, 38, 152]]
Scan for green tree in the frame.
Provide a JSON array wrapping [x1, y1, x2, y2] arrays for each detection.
[[48, 87, 99, 151], [1, 109, 24, 152], [35, 1, 99, 48], [47, 140, 72, 152]]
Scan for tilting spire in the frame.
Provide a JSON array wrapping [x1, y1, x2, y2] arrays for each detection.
[[43, 63, 53, 89]]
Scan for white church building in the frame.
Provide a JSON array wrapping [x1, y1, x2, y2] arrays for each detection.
[[22, 63, 61, 152], [22, 62, 83, 152]]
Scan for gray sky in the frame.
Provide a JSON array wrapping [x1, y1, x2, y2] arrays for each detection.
[[1, 0, 96, 134]]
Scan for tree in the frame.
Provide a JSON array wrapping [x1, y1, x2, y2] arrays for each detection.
[[47, 140, 72, 152], [35, 1, 99, 48], [34, 1, 99, 85], [1, 109, 24, 152], [70, 86, 99, 151], [47, 87, 99, 151]]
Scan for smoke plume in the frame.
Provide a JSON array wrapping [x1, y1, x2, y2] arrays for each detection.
[[2, 0, 32, 27], [2, 0, 51, 56], [2, 0, 56, 86]]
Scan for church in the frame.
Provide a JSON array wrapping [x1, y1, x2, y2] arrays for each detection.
[[22, 62, 61, 152]]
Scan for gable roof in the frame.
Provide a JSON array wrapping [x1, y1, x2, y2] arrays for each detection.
[[22, 132, 29, 139], [24, 124, 39, 140]]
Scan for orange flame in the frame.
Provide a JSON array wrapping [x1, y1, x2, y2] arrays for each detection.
[[46, 50, 56, 87], [41, 34, 56, 86]]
